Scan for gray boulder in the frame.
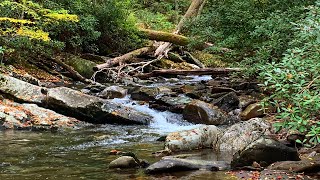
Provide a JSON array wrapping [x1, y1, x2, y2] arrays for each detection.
[[165, 125, 221, 152], [109, 156, 139, 169], [0, 99, 80, 130], [130, 86, 172, 101], [0, 74, 46, 104], [183, 100, 229, 125], [145, 157, 230, 174], [216, 118, 271, 152], [99, 86, 127, 99], [231, 137, 300, 168], [47, 87, 151, 125]]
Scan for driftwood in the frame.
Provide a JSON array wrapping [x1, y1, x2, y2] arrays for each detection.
[[93, 47, 154, 71], [137, 68, 241, 79]]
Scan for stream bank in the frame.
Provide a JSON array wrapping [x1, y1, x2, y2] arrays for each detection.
[[0, 66, 319, 179]]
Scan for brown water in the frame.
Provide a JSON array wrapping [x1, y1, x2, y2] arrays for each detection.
[[0, 125, 235, 180]]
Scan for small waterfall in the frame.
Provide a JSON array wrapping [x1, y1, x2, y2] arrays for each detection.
[[111, 96, 200, 134]]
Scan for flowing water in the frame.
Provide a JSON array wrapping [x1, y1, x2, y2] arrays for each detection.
[[0, 76, 236, 179]]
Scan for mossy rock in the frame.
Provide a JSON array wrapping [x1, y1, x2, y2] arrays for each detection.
[[63, 55, 96, 78], [191, 51, 227, 68]]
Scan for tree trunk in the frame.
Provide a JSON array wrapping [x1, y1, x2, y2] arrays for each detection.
[[140, 29, 189, 46], [154, 0, 206, 57], [137, 68, 242, 79], [93, 46, 154, 70]]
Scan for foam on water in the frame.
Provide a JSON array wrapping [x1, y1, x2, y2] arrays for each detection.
[[111, 96, 200, 135]]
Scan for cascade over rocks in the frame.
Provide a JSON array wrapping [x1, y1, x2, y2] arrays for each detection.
[[47, 87, 151, 125], [231, 136, 300, 168]]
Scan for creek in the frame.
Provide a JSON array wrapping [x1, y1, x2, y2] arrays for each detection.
[[0, 76, 235, 179]]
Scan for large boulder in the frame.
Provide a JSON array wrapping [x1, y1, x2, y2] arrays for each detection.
[[231, 137, 300, 168], [47, 87, 152, 125], [63, 55, 96, 79], [0, 74, 46, 104], [183, 100, 230, 125], [145, 157, 229, 174], [165, 125, 221, 152], [0, 99, 80, 130], [109, 156, 139, 169], [216, 118, 271, 152]]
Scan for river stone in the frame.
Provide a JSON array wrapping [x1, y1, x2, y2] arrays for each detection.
[[63, 55, 96, 79], [165, 125, 221, 152], [130, 86, 173, 101], [109, 156, 139, 169], [231, 137, 300, 168], [150, 95, 193, 113], [212, 92, 239, 112], [183, 100, 229, 125], [99, 86, 127, 99], [145, 157, 230, 174], [267, 154, 320, 173], [238, 95, 257, 109], [47, 87, 151, 125], [240, 103, 264, 120], [0, 74, 46, 104], [216, 118, 271, 152], [0, 99, 79, 130]]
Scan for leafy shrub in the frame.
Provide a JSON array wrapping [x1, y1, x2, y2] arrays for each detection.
[[0, 0, 78, 62], [260, 2, 320, 146]]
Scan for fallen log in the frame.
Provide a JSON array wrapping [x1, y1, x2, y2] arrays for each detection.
[[139, 29, 189, 46], [137, 68, 241, 79], [93, 46, 154, 71]]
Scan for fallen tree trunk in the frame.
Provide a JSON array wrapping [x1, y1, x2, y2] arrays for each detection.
[[93, 46, 154, 71], [140, 29, 189, 46], [137, 68, 241, 79]]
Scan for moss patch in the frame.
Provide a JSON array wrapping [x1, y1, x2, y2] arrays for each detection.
[[191, 51, 228, 68], [63, 55, 96, 78]]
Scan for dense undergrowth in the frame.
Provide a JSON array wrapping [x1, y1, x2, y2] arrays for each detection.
[[0, 0, 319, 146]]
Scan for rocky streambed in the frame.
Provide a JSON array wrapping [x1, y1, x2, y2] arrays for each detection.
[[0, 71, 319, 179]]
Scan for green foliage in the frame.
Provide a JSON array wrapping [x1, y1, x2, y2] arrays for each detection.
[[187, 0, 314, 65], [0, 0, 78, 62], [260, 3, 320, 146], [133, 0, 189, 31], [44, 0, 143, 54]]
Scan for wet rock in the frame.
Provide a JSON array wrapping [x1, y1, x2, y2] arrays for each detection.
[[99, 86, 127, 99], [0, 74, 46, 104], [82, 84, 106, 94], [211, 86, 236, 94], [286, 129, 305, 147], [109, 156, 139, 169], [130, 86, 172, 101], [165, 125, 221, 152], [231, 137, 300, 168], [0, 99, 80, 130], [151, 95, 193, 113], [268, 154, 320, 173], [240, 103, 264, 120], [216, 118, 271, 152], [180, 84, 210, 99], [47, 87, 151, 125], [212, 92, 239, 112], [183, 100, 229, 125], [238, 95, 258, 109], [145, 157, 230, 174]]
